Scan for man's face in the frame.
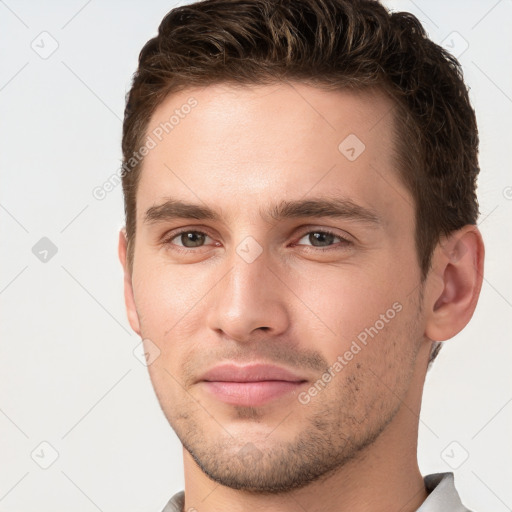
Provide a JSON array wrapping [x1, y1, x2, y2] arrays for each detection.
[[122, 83, 430, 491]]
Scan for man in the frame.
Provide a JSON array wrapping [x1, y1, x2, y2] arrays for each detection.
[[118, 0, 484, 510]]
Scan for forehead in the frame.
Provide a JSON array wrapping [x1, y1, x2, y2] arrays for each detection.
[[136, 82, 412, 227]]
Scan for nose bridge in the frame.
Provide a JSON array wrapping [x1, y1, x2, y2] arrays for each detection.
[[207, 240, 290, 341]]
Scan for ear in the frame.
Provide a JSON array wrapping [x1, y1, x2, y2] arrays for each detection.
[[118, 228, 141, 336], [424, 225, 485, 342]]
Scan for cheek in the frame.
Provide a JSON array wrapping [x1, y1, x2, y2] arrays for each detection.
[[324, 299, 419, 419], [132, 259, 211, 335], [290, 262, 402, 346]]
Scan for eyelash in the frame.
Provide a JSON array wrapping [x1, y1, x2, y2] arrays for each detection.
[[161, 228, 353, 254]]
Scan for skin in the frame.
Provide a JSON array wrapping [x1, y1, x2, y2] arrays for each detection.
[[118, 82, 484, 512]]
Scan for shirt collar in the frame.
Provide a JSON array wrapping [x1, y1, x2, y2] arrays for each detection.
[[161, 472, 471, 512], [417, 472, 472, 511]]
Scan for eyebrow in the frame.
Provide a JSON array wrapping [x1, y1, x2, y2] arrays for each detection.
[[144, 197, 381, 226]]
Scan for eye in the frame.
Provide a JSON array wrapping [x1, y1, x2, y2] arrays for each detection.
[[163, 230, 214, 249], [161, 228, 353, 254], [295, 229, 352, 250]]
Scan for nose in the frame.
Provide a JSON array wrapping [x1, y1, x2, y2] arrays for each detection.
[[206, 244, 291, 343]]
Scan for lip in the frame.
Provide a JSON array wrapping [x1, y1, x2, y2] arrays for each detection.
[[198, 363, 308, 407], [200, 363, 306, 383]]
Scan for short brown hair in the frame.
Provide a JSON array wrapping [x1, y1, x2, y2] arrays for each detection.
[[122, 0, 479, 328]]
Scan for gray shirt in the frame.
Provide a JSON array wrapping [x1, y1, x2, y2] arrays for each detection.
[[160, 472, 472, 511]]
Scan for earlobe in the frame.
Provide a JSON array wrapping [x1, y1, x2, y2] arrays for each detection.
[[425, 226, 484, 342], [118, 229, 141, 336]]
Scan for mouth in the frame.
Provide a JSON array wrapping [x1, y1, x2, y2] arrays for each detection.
[[198, 363, 308, 407]]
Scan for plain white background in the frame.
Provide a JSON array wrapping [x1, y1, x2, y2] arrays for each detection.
[[0, 1, 510, 510]]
